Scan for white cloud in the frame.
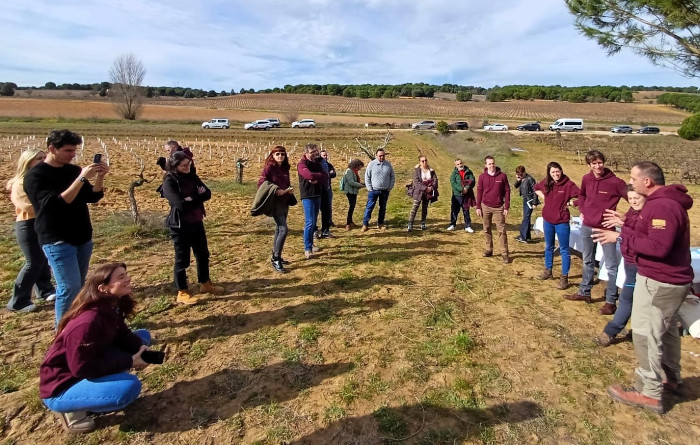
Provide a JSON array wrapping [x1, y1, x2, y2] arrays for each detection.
[[1, 0, 696, 90]]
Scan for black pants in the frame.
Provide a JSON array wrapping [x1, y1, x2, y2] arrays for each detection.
[[320, 188, 332, 232], [169, 222, 210, 290], [272, 212, 288, 257], [8, 219, 55, 310], [345, 193, 357, 225]]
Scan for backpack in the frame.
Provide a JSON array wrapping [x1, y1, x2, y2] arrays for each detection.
[[339, 174, 346, 192]]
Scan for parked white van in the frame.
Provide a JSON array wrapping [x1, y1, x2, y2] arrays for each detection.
[[549, 118, 584, 132]]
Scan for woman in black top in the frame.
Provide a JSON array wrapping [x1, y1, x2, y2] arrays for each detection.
[[161, 151, 224, 304]]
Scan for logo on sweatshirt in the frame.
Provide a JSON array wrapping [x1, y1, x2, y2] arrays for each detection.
[[651, 219, 666, 229]]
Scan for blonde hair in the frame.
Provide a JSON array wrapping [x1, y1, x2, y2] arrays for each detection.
[[6, 148, 44, 190]]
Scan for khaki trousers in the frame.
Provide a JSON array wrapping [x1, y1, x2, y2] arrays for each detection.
[[481, 204, 508, 255], [631, 274, 689, 399]]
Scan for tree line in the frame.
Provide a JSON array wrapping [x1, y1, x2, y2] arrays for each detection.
[[657, 93, 700, 114]]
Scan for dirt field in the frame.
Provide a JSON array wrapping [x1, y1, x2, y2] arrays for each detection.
[[0, 102, 699, 444]]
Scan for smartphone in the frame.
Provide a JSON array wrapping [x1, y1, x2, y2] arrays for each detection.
[[141, 350, 165, 364], [93, 153, 102, 164]]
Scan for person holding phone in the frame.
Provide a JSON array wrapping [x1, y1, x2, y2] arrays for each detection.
[[513, 165, 538, 243], [24, 130, 108, 326], [256, 146, 295, 272], [161, 151, 224, 304], [40, 263, 154, 434]]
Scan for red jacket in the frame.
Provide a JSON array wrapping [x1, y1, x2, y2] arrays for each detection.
[[476, 167, 511, 210], [39, 301, 144, 398], [621, 185, 694, 285], [534, 175, 579, 224], [576, 168, 627, 229]]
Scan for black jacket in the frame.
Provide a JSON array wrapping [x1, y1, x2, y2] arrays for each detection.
[[161, 172, 211, 228], [297, 157, 327, 199]]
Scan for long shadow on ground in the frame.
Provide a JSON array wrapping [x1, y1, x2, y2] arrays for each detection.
[[290, 400, 544, 444]]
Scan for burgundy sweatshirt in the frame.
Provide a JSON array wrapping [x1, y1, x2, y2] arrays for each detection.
[[39, 301, 144, 399], [620, 209, 641, 264], [534, 175, 579, 224], [576, 168, 627, 229], [621, 185, 694, 285], [258, 163, 291, 189], [476, 167, 511, 210]]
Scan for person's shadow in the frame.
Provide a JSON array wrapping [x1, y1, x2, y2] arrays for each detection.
[[290, 400, 544, 444]]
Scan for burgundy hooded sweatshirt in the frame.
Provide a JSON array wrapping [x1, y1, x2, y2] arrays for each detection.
[[476, 167, 510, 210], [576, 168, 627, 229], [621, 185, 694, 285], [534, 174, 580, 224]]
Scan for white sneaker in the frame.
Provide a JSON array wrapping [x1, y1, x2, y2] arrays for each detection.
[[46, 293, 57, 302], [465, 227, 474, 233], [446, 225, 456, 231]]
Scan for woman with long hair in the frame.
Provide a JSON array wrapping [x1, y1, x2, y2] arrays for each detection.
[[340, 159, 365, 230], [256, 145, 295, 272], [39, 263, 152, 434], [6, 148, 56, 312], [161, 151, 224, 304], [407, 155, 438, 231], [534, 162, 580, 290]]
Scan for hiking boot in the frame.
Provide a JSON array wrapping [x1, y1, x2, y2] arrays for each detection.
[[407, 223, 413, 232], [600, 303, 617, 315], [564, 293, 591, 303], [447, 225, 456, 231], [421, 222, 426, 230], [593, 332, 614, 347], [361, 225, 369, 232], [53, 410, 96, 434], [557, 275, 569, 290], [200, 281, 224, 295], [465, 226, 474, 233], [537, 268, 552, 280], [607, 384, 664, 414], [177, 290, 200, 305], [483, 250, 493, 257]]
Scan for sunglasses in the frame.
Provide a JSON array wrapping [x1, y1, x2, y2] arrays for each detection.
[[273, 152, 286, 156]]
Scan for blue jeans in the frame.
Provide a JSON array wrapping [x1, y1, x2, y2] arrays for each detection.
[[42, 329, 151, 413], [42, 241, 93, 327], [302, 197, 321, 251], [543, 220, 571, 275], [604, 262, 638, 337], [578, 225, 621, 302], [519, 198, 533, 240], [363, 190, 390, 226]]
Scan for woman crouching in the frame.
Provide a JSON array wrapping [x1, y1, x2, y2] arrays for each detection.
[[39, 263, 152, 434]]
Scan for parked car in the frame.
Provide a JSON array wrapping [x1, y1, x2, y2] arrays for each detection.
[[449, 121, 469, 130], [411, 120, 436, 130], [548, 118, 583, 131], [637, 126, 660, 134], [611, 125, 633, 133], [291, 119, 316, 128], [201, 118, 230, 129], [484, 123, 508, 131], [266, 118, 281, 128], [517, 123, 541, 131], [244, 120, 272, 130]]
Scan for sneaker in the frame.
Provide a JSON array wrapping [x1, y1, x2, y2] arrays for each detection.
[[593, 332, 614, 347], [321, 231, 334, 238], [177, 290, 200, 305], [345, 224, 352, 231], [304, 250, 312, 260], [53, 410, 96, 434], [8, 303, 37, 313], [407, 223, 413, 232], [314, 230, 322, 239], [200, 281, 225, 295], [311, 245, 321, 253], [45, 293, 57, 302], [465, 226, 474, 233], [515, 236, 529, 244], [421, 222, 426, 230], [361, 225, 369, 232], [447, 225, 456, 231], [377, 225, 387, 231], [502, 254, 510, 264]]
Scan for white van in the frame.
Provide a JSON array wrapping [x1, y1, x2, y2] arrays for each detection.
[[549, 118, 584, 132]]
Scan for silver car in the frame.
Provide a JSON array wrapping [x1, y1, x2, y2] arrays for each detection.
[[292, 119, 316, 128], [411, 120, 436, 130]]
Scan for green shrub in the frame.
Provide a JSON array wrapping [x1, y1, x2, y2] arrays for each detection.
[[436, 121, 450, 134], [678, 113, 700, 140], [456, 91, 472, 101]]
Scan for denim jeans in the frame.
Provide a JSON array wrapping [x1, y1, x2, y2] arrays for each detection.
[[519, 198, 533, 240], [363, 190, 390, 226], [42, 240, 93, 327], [450, 195, 472, 228], [43, 329, 151, 413], [345, 193, 357, 225], [8, 219, 55, 311], [169, 222, 210, 290], [272, 213, 288, 258], [578, 225, 621, 301], [604, 262, 638, 337], [543, 220, 571, 275], [302, 197, 321, 251]]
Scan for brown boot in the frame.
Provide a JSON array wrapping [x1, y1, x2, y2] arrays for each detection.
[[200, 281, 225, 295], [176, 290, 200, 305], [599, 303, 617, 315], [607, 384, 664, 414], [564, 293, 591, 303], [557, 275, 569, 290], [537, 268, 552, 280], [593, 332, 614, 347]]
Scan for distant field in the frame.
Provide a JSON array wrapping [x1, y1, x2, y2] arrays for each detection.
[[0, 93, 690, 127]]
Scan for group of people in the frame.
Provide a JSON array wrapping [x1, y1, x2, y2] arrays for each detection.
[[4, 130, 697, 434]]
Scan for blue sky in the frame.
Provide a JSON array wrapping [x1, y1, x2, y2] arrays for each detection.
[[2, 0, 697, 91]]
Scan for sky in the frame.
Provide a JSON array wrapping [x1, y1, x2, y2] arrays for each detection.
[[2, 0, 698, 91]]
